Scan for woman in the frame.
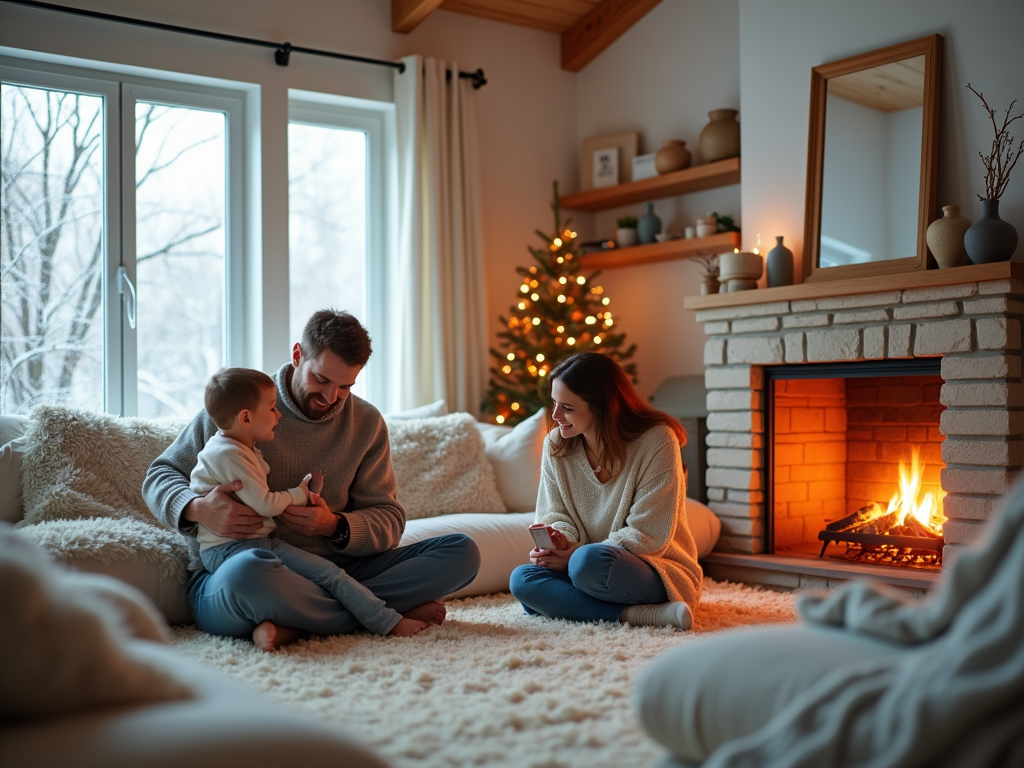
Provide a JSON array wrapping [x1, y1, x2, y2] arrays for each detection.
[[509, 353, 703, 629]]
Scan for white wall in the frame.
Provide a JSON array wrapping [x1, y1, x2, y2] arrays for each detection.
[[1, 0, 576, 388], [739, 0, 1024, 278], [574, 0, 742, 398]]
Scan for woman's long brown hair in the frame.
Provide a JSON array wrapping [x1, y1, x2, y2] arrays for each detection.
[[547, 352, 686, 480]]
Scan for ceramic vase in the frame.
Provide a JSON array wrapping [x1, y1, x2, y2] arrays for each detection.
[[700, 274, 721, 295], [638, 202, 662, 245], [926, 205, 972, 268], [964, 199, 1018, 264], [654, 139, 692, 174], [699, 109, 740, 163], [719, 250, 763, 292], [766, 236, 794, 287], [695, 215, 718, 239], [616, 227, 638, 248]]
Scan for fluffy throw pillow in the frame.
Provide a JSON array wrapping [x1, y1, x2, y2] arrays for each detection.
[[476, 408, 548, 512], [387, 413, 507, 520], [384, 398, 448, 421], [20, 406, 188, 528], [0, 524, 193, 718]]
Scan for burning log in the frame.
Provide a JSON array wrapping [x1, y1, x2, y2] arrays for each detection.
[[825, 502, 886, 533], [901, 514, 942, 539]]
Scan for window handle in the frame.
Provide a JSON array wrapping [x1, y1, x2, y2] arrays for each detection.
[[117, 266, 137, 330]]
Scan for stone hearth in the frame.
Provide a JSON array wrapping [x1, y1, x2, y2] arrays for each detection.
[[683, 263, 1024, 591]]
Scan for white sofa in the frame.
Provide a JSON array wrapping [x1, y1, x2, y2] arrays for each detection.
[[0, 403, 721, 624]]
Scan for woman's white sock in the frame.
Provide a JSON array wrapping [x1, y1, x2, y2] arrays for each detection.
[[622, 601, 692, 630]]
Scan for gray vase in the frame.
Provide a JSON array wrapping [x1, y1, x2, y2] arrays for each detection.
[[638, 202, 662, 245], [766, 236, 794, 287], [965, 199, 1018, 264]]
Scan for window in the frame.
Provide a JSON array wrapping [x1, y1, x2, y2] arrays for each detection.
[[287, 94, 393, 402], [1, 60, 243, 417]]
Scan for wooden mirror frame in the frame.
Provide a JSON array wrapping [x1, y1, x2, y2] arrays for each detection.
[[802, 34, 942, 283]]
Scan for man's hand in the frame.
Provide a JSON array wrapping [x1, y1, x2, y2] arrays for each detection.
[[280, 492, 338, 537], [529, 528, 578, 571], [182, 480, 265, 539]]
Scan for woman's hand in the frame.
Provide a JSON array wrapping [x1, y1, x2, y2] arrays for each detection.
[[530, 528, 578, 571]]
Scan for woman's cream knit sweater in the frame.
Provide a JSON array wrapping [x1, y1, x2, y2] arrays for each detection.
[[535, 424, 703, 608]]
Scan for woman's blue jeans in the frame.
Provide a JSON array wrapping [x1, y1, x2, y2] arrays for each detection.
[[509, 543, 668, 623]]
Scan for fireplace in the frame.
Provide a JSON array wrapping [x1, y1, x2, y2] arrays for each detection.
[[766, 360, 945, 570], [684, 263, 1024, 589]]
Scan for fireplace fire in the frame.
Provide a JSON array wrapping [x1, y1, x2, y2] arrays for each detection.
[[817, 448, 946, 568], [766, 363, 946, 571]]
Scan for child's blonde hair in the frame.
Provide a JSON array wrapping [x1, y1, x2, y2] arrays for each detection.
[[205, 368, 275, 430]]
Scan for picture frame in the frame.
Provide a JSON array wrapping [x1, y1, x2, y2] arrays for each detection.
[[592, 147, 619, 189], [580, 131, 639, 191]]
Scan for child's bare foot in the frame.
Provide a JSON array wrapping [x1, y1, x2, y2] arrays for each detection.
[[402, 601, 446, 626], [252, 621, 305, 651], [389, 617, 428, 637]]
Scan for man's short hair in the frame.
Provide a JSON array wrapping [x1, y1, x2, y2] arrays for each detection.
[[300, 309, 373, 367], [205, 367, 275, 430]]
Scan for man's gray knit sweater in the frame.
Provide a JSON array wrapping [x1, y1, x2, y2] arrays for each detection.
[[143, 364, 405, 573]]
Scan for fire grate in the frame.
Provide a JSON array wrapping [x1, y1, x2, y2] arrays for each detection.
[[817, 501, 944, 567]]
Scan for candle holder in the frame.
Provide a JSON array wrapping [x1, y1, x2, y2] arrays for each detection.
[[719, 250, 763, 292]]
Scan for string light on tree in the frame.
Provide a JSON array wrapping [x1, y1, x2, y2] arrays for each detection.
[[483, 181, 637, 425]]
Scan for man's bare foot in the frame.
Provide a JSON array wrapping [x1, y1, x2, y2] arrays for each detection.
[[389, 617, 428, 637], [402, 601, 446, 626], [252, 621, 305, 651]]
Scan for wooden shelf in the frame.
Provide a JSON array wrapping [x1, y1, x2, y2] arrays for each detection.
[[560, 157, 741, 212], [682, 261, 1024, 309], [581, 231, 740, 270]]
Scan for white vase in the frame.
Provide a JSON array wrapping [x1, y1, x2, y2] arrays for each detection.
[[617, 228, 638, 248]]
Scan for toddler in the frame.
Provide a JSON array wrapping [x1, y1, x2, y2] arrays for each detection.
[[190, 367, 427, 638]]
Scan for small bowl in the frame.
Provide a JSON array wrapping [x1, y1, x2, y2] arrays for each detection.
[[654, 233, 671, 243]]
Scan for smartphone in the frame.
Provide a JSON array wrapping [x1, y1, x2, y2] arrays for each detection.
[[529, 523, 558, 551]]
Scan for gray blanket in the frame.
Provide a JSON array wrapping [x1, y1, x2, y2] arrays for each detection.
[[704, 478, 1024, 768]]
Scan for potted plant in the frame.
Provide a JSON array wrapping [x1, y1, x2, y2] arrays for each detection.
[[616, 216, 639, 248], [691, 250, 721, 295], [963, 83, 1022, 264]]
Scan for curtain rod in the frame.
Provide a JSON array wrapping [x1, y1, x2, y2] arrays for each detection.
[[4, 0, 488, 89]]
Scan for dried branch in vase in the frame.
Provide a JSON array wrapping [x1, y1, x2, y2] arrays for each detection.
[[967, 83, 1024, 201], [690, 249, 720, 277]]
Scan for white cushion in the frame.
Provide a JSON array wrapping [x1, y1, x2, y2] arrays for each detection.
[[402, 512, 535, 598], [476, 408, 548, 512], [0, 524, 192, 719], [387, 413, 507, 520], [401, 501, 720, 599], [687, 497, 721, 559], [0, 436, 26, 524], [384, 398, 448, 420], [0, 413, 27, 445]]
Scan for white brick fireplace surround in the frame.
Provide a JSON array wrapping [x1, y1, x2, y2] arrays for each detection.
[[683, 262, 1024, 592]]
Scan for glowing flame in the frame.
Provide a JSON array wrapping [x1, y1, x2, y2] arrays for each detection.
[[885, 447, 945, 534]]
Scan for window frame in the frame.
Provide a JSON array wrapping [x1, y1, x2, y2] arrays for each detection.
[[287, 91, 396, 405], [1, 56, 247, 416]]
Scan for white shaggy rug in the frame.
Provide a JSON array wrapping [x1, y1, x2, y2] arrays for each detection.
[[171, 581, 799, 768]]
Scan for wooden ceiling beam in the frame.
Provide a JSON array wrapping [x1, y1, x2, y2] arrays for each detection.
[[392, 0, 446, 34], [561, 0, 662, 72]]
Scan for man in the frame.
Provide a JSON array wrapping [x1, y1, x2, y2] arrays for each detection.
[[144, 309, 480, 650]]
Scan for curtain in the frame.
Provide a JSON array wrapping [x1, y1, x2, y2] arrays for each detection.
[[386, 55, 487, 415]]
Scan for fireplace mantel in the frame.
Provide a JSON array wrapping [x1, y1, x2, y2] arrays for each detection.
[[684, 262, 1024, 310]]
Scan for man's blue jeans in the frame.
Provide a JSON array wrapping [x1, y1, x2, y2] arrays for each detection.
[[509, 543, 668, 623], [188, 533, 480, 637]]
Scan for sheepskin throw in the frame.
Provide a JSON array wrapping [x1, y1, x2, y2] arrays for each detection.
[[18, 406, 190, 579], [387, 413, 507, 520]]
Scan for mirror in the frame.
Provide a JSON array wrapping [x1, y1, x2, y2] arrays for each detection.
[[803, 35, 942, 282]]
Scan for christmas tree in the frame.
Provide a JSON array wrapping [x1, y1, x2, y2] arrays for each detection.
[[483, 181, 637, 425]]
